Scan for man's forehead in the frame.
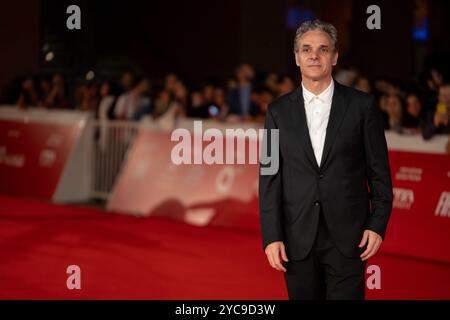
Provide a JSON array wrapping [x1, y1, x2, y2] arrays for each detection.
[[299, 30, 332, 44]]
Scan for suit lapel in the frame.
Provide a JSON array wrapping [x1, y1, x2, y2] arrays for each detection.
[[289, 87, 320, 172], [319, 81, 349, 169], [289, 80, 349, 172]]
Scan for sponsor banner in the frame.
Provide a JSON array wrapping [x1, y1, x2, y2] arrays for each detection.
[[382, 151, 450, 263], [109, 130, 450, 262], [0, 119, 80, 199], [108, 129, 260, 230]]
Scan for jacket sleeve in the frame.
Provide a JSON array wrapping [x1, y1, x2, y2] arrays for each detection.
[[363, 96, 394, 239], [259, 107, 284, 250]]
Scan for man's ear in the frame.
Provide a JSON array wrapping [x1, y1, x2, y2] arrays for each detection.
[[332, 50, 339, 66], [294, 51, 300, 67]]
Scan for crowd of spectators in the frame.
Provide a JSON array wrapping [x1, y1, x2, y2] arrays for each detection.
[[9, 63, 450, 145]]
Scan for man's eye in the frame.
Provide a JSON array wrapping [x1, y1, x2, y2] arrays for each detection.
[[320, 48, 329, 53], [302, 48, 311, 53]]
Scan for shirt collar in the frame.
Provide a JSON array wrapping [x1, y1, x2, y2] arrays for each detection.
[[301, 79, 334, 104]]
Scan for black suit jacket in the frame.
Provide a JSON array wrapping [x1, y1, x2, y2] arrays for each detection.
[[259, 80, 393, 260]]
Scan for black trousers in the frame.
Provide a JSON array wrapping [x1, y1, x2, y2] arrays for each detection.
[[283, 207, 366, 300]]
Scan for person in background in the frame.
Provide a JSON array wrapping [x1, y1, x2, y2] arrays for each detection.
[[418, 68, 443, 114], [153, 89, 172, 118], [171, 81, 188, 115], [98, 80, 119, 120], [186, 88, 207, 118], [353, 76, 371, 93], [79, 82, 99, 112], [96, 80, 120, 151], [379, 93, 403, 132], [114, 76, 151, 121], [188, 83, 219, 119], [164, 73, 179, 95], [157, 80, 188, 121], [422, 83, 450, 140], [251, 86, 274, 122], [119, 70, 134, 94], [38, 75, 51, 107], [228, 63, 255, 116], [333, 65, 358, 87], [264, 72, 279, 93], [401, 92, 423, 134], [44, 73, 71, 109], [16, 76, 39, 109], [211, 87, 229, 120], [276, 74, 296, 97], [202, 83, 215, 107]]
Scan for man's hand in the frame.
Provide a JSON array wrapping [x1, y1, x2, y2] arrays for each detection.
[[359, 230, 383, 261], [265, 241, 288, 272]]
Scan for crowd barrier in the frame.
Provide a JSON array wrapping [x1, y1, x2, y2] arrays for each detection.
[[1, 106, 449, 264], [0, 106, 92, 202], [108, 118, 450, 265]]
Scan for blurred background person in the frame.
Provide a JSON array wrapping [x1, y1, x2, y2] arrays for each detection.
[[401, 92, 424, 134], [380, 93, 403, 132], [186, 88, 207, 118], [228, 63, 255, 117], [251, 86, 274, 123], [98, 80, 120, 121], [16, 76, 39, 110], [44, 73, 71, 109], [114, 76, 151, 121], [211, 87, 229, 120], [276, 74, 296, 97], [78, 82, 99, 112], [422, 83, 450, 140], [153, 88, 172, 118], [37, 75, 51, 107], [119, 70, 134, 94], [263, 72, 279, 94], [353, 76, 371, 93], [164, 73, 179, 96]]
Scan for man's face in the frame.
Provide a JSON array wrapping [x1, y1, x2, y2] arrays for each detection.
[[295, 30, 338, 81]]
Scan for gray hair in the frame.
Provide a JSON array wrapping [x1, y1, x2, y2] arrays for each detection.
[[294, 19, 338, 52]]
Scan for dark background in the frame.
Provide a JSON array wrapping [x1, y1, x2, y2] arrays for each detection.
[[0, 0, 449, 100]]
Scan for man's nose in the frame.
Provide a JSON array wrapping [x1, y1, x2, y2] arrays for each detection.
[[309, 51, 319, 59]]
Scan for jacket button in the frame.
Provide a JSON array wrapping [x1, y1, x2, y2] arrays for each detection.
[[319, 174, 324, 179], [314, 201, 320, 206]]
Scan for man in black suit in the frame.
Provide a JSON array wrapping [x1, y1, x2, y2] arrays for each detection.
[[259, 19, 393, 300]]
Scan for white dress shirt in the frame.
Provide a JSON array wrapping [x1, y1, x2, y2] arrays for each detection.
[[302, 80, 334, 166]]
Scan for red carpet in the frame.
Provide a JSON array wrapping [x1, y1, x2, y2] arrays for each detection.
[[0, 195, 449, 299]]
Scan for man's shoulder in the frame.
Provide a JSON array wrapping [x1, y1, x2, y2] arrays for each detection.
[[267, 89, 298, 116]]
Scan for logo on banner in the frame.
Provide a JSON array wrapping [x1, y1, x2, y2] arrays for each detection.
[[435, 191, 450, 217], [0, 146, 25, 168], [395, 166, 422, 182], [393, 188, 414, 209], [39, 149, 56, 167], [46, 133, 64, 147]]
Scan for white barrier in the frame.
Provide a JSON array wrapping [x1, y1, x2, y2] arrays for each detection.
[[89, 119, 139, 199]]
